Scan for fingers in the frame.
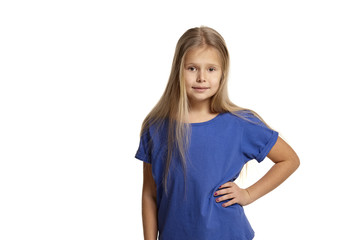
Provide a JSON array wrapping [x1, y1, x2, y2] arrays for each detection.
[[218, 181, 233, 189], [216, 195, 236, 207], [215, 192, 235, 204], [214, 181, 243, 207], [222, 199, 238, 208], [216, 181, 235, 196], [214, 186, 231, 197]]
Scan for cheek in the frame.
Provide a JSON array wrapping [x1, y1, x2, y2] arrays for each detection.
[[211, 74, 222, 86], [183, 73, 194, 87], [184, 77, 191, 88], [212, 83, 220, 93]]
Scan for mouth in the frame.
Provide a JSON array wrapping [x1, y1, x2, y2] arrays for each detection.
[[192, 87, 210, 89], [192, 87, 209, 92]]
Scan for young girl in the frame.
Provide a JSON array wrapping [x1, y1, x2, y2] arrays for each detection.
[[135, 26, 300, 240]]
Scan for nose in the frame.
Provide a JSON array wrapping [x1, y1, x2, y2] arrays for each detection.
[[197, 69, 206, 82]]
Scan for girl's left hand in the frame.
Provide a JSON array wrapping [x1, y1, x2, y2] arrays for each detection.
[[214, 181, 252, 207]]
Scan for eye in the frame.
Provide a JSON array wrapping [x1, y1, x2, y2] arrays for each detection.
[[208, 67, 216, 72], [187, 66, 197, 71]]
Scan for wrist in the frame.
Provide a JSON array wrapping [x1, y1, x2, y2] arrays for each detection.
[[245, 188, 254, 205]]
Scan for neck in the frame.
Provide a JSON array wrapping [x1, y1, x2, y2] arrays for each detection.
[[188, 99, 211, 114]]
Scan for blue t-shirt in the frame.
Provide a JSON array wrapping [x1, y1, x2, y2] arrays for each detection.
[[135, 111, 279, 240]]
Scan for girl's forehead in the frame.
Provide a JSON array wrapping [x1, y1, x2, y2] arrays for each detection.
[[184, 46, 222, 63]]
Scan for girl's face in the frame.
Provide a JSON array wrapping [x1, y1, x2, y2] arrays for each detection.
[[183, 46, 222, 108]]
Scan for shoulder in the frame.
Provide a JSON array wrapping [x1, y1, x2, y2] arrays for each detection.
[[225, 110, 264, 127], [143, 120, 168, 144]]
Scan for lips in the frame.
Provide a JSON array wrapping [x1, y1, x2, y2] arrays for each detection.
[[192, 87, 209, 89]]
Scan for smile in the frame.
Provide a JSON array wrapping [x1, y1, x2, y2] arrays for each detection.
[[192, 87, 209, 92]]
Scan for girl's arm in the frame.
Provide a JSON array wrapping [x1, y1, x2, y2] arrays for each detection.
[[245, 136, 300, 204], [142, 162, 158, 240]]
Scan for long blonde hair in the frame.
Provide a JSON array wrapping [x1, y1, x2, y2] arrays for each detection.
[[138, 26, 276, 198]]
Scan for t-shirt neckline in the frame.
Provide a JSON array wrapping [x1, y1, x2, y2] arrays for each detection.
[[190, 112, 223, 126]]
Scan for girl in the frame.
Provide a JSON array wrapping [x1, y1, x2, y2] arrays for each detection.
[[135, 26, 300, 240]]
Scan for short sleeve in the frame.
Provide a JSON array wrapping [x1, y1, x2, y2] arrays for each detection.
[[134, 128, 152, 164], [241, 116, 279, 163]]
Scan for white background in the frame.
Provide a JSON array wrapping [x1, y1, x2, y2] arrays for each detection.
[[1, 0, 359, 239]]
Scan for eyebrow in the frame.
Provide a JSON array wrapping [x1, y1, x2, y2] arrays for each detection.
[[185, 63, 221, 67]]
